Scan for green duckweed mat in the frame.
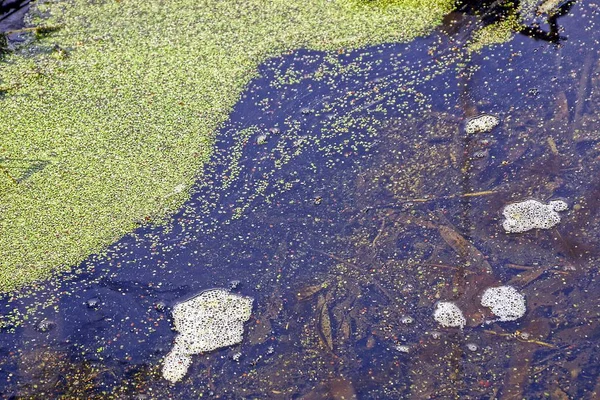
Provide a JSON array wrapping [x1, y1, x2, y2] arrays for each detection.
[[0, 0, 454, 292]]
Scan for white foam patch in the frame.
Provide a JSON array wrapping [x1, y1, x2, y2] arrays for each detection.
[[162, 351, 192, 383], [465, 114, 499, 134], [433, 301, 466, 328], [162, 288, 254, 383], [481, 286, 526, 322], [502, 199, 568, 233]]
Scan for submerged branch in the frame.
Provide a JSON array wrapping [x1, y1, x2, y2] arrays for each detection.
[[377, 190, 497, 209], [484, 329, 557, 348]]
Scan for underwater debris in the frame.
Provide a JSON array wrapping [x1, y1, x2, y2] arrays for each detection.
[[430, 331, 442, 340], [433, 301, 466, 328], [502, 199, 568, 233], [317, 294, 334, 351], [481, 285, 526, 322], [162, 289, 253, 383], [35, 319, 56, 333], [465, 114, 500, 134]]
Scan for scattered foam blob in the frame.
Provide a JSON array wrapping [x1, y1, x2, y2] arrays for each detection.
[[395, 344, 410, 353], [481, 286, 526, 322], [502, 199, 568, 233], [466, 343, 479, 352], [256, 133, 268, 145], [433, 301, 466, 328], [162, 289, 254, 383], [465, 114, 500, 134], [162, 351, 193, 383], [548, 199, 569, 212]]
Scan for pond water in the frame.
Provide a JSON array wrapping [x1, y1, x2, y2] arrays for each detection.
[[1, 1, 600, 398]]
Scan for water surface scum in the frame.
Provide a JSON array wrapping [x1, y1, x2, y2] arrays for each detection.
[[0, 0, 600, 398], [0, 0, 455, 291]]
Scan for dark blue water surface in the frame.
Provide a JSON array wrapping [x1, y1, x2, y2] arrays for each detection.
[[1, 2, 600, 398]]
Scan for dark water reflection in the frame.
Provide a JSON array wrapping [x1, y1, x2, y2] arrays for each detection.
[[1, 1, 600, 398]]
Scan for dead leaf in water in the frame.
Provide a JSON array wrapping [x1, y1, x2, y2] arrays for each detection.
[[339, 318, 351, 342], [329, 377, 358, 400], [438, 225, 492, 273], [299, 377, 357, 400], [297, 282, 328, 301], [554, 91, 569, 122], [317, 294, 334, 351]]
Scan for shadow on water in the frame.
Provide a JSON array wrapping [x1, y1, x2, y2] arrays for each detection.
[[456, 0, 577, 44], [0, 157, 49, 183], [0, 0, 29, 52], [1, 1, 600, 398], [0, 0, 29, 30]]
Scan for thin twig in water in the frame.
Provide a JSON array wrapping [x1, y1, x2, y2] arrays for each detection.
[[310, 248, 363, 272], [422, 263, 475, 274], [0, 164, 17, 184], [4, 25, 62, 35], [483, 330, 557, 348], [377, 190, 497, 209], [308, 248, 393, 300], [547, 136, 560, 155], [573, 51, 594, 130], [505, 264, 535, 271], [371, 218, 386, 247]]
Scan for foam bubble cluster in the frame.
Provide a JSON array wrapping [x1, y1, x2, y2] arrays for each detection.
[[502, 199, 568, 233], [162, 289, 254, 383], [162, 351, 193, 383], [481, 286, 526, 322], [433, 301, 466, 328], [465, 114, 500, 134]]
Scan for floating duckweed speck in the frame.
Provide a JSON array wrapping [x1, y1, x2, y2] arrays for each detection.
[[162, 288, 253, 383], [465, 114, 500, 134], [502, 199, 568, 233], [433, 301, 466, 328], [481, 285, 526, 322]]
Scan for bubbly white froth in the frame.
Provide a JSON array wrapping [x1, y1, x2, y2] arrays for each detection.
[[162, 289, 253, 382], [502, 199, 568, 233], [481, 285, 526, 322], [433, 301, 466, 328]]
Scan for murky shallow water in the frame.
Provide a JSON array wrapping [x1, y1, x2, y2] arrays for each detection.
[[1, 1, 600, 398]]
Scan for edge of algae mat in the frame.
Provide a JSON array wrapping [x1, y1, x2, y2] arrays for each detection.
[[0, 0, 454, 292]]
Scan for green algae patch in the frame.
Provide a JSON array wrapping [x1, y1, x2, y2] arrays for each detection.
[[468, 15, 520, 52], [466, 0, 541, 52], [0, 0, 454, 292]]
